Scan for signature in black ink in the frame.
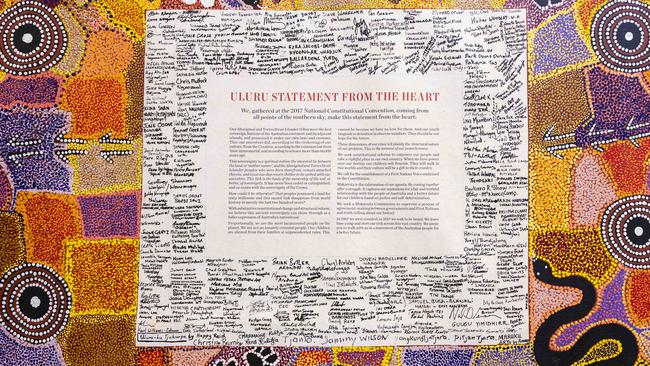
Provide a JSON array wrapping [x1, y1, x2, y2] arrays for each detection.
[[382, 60, 399, 74], [353, 18, 372, 38], [274, 311, 290, 321], [448, 306, 503, 321], [247, 300, 272, 314]]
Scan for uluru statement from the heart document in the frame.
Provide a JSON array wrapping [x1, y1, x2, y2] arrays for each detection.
[[137, 9, 529, 347]]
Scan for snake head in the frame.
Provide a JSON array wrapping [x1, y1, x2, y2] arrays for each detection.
[[533, 258, 553, 280]]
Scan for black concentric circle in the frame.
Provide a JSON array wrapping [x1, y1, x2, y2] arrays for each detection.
[[601, 195, 650, 269], [0, 263, 71, 344], [590, 0, 650, 73], [18, 286, 50, 320], [0, 1, 68, 76]]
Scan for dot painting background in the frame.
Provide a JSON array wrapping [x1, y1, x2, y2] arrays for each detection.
[[0, 0, 649, 364]]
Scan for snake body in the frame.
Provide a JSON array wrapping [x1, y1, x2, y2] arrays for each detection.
[[533, 258, 639, 366]]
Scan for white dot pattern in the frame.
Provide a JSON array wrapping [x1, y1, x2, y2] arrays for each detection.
[[601, 195, 650, 269], [0, 263, 72, 344], [0, 1, 68, 76], [590, 0, 650, 73]]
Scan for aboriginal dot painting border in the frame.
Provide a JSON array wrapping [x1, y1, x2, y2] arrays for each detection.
[[0, 0, 649, 365]]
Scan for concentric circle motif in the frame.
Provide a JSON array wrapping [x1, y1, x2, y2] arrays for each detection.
[[0, 263, 71, 344], [0, 0, 68, 76], [590, 0, 650, 73], [601, 195, 650, 269]]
